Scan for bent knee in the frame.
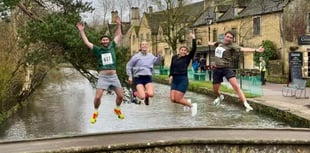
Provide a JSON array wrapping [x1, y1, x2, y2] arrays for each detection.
[[146, 92, 154, 98], [170, 97, 176, 103]]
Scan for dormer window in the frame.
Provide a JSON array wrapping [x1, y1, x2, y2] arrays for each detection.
[[233, 7, 238, 16]]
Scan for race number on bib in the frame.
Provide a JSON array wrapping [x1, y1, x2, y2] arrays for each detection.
[[101, 53, 113, 65], [215, 46, 226, 58]]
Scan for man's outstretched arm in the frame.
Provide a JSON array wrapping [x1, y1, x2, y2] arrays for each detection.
[[241, 46, 264, 53], [76, 22, 94, 49]]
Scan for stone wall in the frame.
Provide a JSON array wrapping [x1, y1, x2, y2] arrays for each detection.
[[59, 143, 310, 153], [268, 60, 287, 83]]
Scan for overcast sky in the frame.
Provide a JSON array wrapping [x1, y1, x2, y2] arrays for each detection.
[[82, 0, 203, 24]]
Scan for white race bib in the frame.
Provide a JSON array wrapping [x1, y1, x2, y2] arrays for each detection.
[[215, 46, 226, 58], [101, 53, 113, 65]]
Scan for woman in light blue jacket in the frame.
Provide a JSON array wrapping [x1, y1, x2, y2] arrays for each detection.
[[126, 41, 162, 105]]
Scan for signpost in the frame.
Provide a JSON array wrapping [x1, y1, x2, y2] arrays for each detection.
[[298, 35, 310, 45], [289, 52, 303, 81]]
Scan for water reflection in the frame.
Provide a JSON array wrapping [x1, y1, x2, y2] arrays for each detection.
[[0, 68, 289, 141]]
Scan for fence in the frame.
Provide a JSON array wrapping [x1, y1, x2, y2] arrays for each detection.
[[236, 69, 263, 96], [153, 67, 263, 96]]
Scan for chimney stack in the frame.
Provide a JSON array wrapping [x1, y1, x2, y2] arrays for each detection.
[[131, 7, 140, 26], [148, 6, 153, 13], [111, 10, 118, 23], [178, 0, 183, 7]]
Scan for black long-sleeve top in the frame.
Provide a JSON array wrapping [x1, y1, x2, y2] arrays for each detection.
[[169, 39, 196, 77]]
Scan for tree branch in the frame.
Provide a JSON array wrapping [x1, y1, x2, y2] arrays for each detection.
[[16, 2, 44, 22]]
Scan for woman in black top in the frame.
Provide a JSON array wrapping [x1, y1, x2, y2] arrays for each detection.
[[169, 32, 197, 117]]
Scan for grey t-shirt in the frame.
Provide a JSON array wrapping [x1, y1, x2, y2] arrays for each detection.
[[214, 43, 241, 68]]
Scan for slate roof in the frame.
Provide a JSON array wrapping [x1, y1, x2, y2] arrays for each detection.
[[144, 1, 205, 35], [238, 0, 289, 17], [193, 0, 290, 26], [108, 22, 131, 35], [144, 12, 167, 35], [216, 5, 230, 13], [193, 6, 216, 27], [219, 0, 289, 22]]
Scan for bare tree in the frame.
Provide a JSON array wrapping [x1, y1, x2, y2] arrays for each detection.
[[126, 0, 140, 20], [282, 0, 309, 42], [236, 18, 252, 45], [98, 0, 113, 24], [150, 0, 202, 54]]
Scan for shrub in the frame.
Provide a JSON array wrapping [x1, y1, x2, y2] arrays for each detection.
[[254, 40, 278, 66]]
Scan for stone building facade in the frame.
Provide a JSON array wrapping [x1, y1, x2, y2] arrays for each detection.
[[110, 0, 310, 77]]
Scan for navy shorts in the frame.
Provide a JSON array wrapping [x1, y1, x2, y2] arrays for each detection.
[[212, 68, 235, 84], [171, 75, 188, 93], [134, 75, 152, 86]]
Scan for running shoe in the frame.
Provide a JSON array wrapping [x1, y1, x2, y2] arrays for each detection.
[[244, 102, 253, 112], [144, 93, 150, 105], [144, 97, 149, 105], [131, 91, 138, 104], [132, 97, 138, 104], [114, 108, 125, 119], [184, 99, 191, 112], [213, 95, 224, 106], [90, 111, 98, 124], [134, 97, 144, 104], [191, 103, 198, 117], [132, 91, 142, 104]]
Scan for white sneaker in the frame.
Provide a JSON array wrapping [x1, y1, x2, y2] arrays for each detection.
[[191, 103, 197, 117], [244, 102, 253, 112], [184, 99, 191, 112], [213, 95, 224, 106], [136, 97, 144, 104]]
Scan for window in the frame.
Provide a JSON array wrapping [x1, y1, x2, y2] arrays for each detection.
[[146, 33, 150, 41], [132, 35, 135, 42], [231, 28, 237, 43], [140, 34, 143, 41], [233, 7, 238, 16], [253, 16, 261, 35], [212, 29, 217, 42]]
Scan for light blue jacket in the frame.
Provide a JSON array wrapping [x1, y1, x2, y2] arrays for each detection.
[[126, 51, 162, 79]]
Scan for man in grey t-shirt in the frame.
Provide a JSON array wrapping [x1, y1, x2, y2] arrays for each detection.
[[208, 31, 264, 112]]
